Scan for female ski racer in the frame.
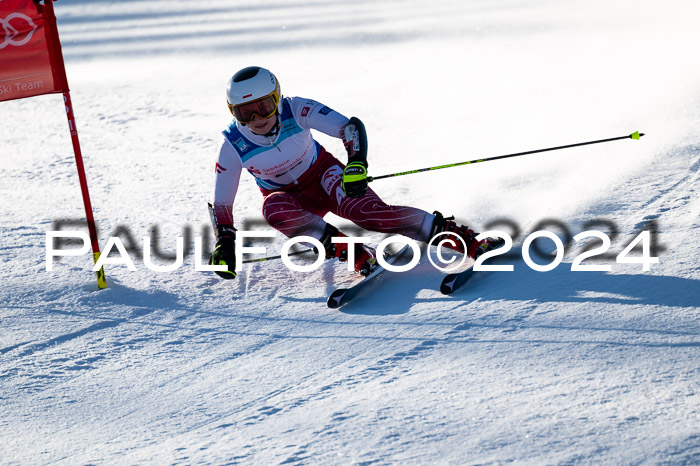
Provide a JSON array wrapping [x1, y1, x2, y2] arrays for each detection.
[[210, 66, 502, 279]]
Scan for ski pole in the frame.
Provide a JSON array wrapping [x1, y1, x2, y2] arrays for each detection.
[[368, 131, 644, 183], [242, 248, 315, 264]]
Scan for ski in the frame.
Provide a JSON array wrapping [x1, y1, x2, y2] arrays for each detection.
[[439, 265, 475, 295], [327, 244, 412, 309], [440, 241, 514, 294]]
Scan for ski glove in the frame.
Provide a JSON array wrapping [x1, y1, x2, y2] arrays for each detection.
[[343, 117, 368, 162], [342, 160, 368, 198], [341, 116, 369, 198], [210, 226, 237, 280]]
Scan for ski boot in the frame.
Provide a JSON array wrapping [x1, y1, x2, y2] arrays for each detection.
[[320, 224, 378, 276], [429, 211, 504, 259]]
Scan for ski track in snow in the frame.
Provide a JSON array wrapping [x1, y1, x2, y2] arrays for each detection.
[[2, 0, 700, 463]]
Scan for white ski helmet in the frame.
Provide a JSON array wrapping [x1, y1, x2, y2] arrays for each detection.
[[226, 66, 282, 122]]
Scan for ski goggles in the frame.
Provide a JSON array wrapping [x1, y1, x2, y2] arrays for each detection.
[[230, 95, 278, 123]]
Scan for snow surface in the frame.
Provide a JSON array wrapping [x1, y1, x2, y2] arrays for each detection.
[[1, 0, 699, 463]]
